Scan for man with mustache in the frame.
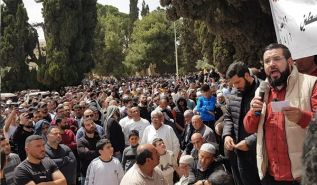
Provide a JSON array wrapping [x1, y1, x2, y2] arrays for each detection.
[[12, 112, 34, 160], [77, 109, 101, 185], [55, 116, 77, 151], [223, 61, 261, 185], [0, 136, 20, 185], [14, 135, 66, 185], [244, 43, 317, 185]]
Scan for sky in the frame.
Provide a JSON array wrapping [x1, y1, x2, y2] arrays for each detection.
[[21, 0, 162, 41]]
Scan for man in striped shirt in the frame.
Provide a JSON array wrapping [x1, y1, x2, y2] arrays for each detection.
[[0, 135, 21, 185]]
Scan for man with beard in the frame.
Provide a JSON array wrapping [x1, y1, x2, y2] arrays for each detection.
[[222, 62, 261, 185], [122, 106, 150, 146], [76, 109, 105, 141], [38, 103, 52, 123], [77, 109, 101, 185], [0, 136, 21, 185], [138, 94, 152, 122], [14, 135, 66, 185], [244, 43, 317, 185], [45, 126, 77, 185], [12, 112, 34, 160], [55, 116, 77, 152]]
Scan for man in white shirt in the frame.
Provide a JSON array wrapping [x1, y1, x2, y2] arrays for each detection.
[[141, 110, 180, 157], [119, 105, 132, 130], [122, 106, 150, 145]]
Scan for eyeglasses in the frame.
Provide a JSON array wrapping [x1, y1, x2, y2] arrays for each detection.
[[84, 114, 94, 118]]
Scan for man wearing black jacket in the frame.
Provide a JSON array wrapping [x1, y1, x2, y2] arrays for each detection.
[[12, 112, 34, 160], [45, 126, 77, 185], [77, 109, 101, 185], [222, 62, 261, 185]]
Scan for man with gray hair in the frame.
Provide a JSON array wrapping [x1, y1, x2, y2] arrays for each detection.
[[188, 143, 232, 185], [191, 115, 217, 149], [141, 110, 180, 157], [175, 155, 195, 185], [181, 110, 195, 154]]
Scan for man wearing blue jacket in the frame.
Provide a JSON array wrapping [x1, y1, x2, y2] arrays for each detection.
[[196, 84, 217, 130]]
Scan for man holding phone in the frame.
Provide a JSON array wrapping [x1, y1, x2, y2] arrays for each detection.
[[3, 105, 19, 139], [12, 112, 34, 160]]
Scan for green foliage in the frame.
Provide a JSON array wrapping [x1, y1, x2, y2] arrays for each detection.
[[128, 0, 139, 38], [196, 57, 213, 70], [141, 0, 149, 17], [129, 0, 139, 22], [212, 35, 235, 74], [92, 4, 129, 78], [0, 1, 40, 92], [161, 0, 276, 72], [38, 0, 97, 90], [177, 19, 203, 73], [124, 10, 175, 74]]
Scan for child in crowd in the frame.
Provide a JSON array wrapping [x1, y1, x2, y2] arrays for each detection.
[[85, 139, 124, 185], [121, 130, 139, 172], [152, 138, 177, 185]]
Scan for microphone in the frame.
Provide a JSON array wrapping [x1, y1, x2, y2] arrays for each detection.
[[255, 81, 269, 116]]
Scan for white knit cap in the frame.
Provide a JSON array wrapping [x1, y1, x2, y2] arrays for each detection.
[[200, 143, 216, 154], [179, 155, 194, 165]]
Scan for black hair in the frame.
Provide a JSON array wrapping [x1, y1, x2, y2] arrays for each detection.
[[38, 103, 47, 109], [25, 135, 43, 145], [55, 117, 62, 125], [136, 149, 153, 165], [263, 43, 291, 61], [96, 139, 111, 150], [226, 61, 250, 79], [200, 84, 210, 92], [128, 130, 139, 138], [0, 135, 6, 142], [1, 149, 6, 170], [122, 97, 131, 104]]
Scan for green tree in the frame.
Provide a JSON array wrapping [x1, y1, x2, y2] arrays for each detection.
[[128, 0, 139, 39], [161, 0, 275, 72], [141, 0, 149, 17], [93, 4, 129, 77], [0, 0, 40, 92], [124, 10, 175, 74], [37, 0, 97, 90], [129, 0, 139, 23], [178, 19, 202, 73]]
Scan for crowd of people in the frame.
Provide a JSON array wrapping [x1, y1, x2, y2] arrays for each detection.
[[0, 43, 317, 185]]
